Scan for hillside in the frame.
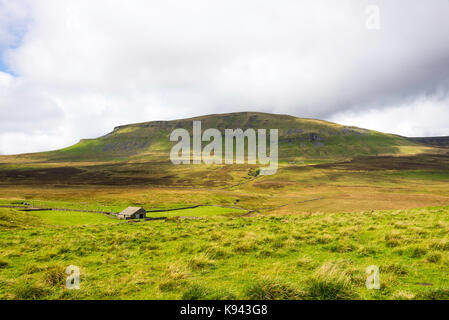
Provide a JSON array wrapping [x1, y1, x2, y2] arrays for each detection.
[[409, 136, 449, 148], [8, 112, 426, 162]]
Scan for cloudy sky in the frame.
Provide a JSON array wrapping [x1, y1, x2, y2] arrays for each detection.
[[1, 0, 449, 154]]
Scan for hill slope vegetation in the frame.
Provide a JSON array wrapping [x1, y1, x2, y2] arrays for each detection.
[[22, 112, 423, 162]]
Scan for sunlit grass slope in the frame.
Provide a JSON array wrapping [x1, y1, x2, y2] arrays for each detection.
[[1, 205, 449, 300]]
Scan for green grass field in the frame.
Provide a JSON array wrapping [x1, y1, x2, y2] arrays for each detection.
[[25, 206, 247, 225], [29, 211, 119, 226], [1, 205, 449, 300]]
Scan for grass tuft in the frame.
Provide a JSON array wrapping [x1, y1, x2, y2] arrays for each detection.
[[188, 254, 216, 270], [416, 288, 449, 300], [13, 283, 50, 300], [181, 283, 211, 300], [426, 252, 442, 263], [245, 278, 304, 300], [43, 266, 66, 287], [304, 262, 357, 300]]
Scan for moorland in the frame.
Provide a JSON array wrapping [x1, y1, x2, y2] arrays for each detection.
[[1, 112, 449, 299]]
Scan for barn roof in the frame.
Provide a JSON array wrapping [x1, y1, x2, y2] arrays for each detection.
[[119, 207, 145, 216]]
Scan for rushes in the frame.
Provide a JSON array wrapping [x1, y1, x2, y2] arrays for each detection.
[[245, 277, 304, 300], [43, 266, 66, 286], [304, 262, 357, 300], [158, 263, 189, 292]]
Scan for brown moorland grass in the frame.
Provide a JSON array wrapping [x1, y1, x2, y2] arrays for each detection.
[[0, 153, 448, 213]]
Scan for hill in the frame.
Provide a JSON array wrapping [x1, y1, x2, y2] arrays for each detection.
[[5, 112, 429, 162], [409, 136, 449, 148]]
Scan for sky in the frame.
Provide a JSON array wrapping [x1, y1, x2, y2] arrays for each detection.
[[0, 0, 449, 155]]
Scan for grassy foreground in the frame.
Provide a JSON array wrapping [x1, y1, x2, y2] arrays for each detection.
[[1, 205, 449, 300]]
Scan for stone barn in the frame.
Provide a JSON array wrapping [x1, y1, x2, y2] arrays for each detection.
[[117, 207, 146, 220]]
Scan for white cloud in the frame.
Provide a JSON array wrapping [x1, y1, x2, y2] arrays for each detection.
[[0, 131, 72, 155], [330, 97, 449, 137], [0, 0, 30, 48], [0, 0, 449, 154]]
